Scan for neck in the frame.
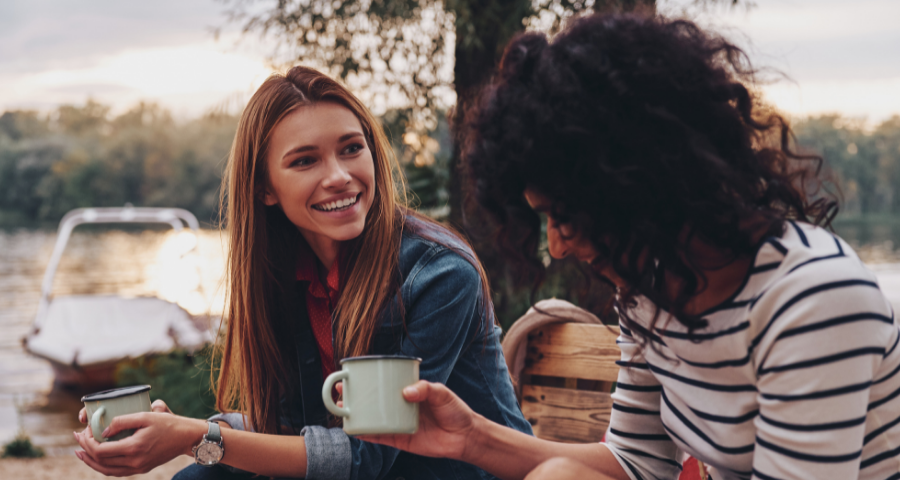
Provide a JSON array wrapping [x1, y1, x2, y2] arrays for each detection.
[[679, 223, 770, 315], [680, 254, 753, 316], [302, 234, 341, 271]]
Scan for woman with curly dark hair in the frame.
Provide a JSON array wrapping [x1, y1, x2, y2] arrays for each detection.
[[358, 12, 900, 480]]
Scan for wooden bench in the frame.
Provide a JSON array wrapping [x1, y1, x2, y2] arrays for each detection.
[[514, 321, 708, 480], [517, 322, 620, 443]]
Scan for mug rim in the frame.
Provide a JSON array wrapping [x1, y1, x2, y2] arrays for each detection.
[[81, 384, 151, 402], [340, 355, 422, 364]]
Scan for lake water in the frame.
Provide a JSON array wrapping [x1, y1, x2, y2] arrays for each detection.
[[2, 220, 900, 456], [0, 228, 226, 456]]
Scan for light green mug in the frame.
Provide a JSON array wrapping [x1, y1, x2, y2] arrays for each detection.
[[81, 385, 152, 442], [322, 356, 421, 435]]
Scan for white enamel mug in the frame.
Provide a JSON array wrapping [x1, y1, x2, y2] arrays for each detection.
[[81, 385, 152, 442], [322, 356, 420, 435]]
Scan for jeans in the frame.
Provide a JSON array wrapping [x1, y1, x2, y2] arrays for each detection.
[[172, 464, 259, 480]]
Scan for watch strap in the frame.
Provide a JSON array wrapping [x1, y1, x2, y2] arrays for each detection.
[[206, 421, 222, 443]]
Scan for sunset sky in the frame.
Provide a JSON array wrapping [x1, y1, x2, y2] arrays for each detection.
[[1, 0, 898, 122]]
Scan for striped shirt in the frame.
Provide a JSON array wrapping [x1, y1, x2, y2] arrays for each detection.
[[605, 221, 900, 480]]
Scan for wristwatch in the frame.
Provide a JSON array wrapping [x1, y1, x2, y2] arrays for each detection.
[[192, 421, 225, 467]]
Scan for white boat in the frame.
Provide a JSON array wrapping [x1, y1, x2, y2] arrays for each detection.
[[22, 206, 214, 388]]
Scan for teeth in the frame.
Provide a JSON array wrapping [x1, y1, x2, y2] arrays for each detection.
[[317, 195, 357, 211]]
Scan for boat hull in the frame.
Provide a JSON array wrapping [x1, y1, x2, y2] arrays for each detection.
[[45, 357, 120, 390]]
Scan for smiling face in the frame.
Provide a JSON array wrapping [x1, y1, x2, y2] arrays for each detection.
[[524, 187, 628, 289], [263, 102, 376, 257], [524, 188, 599, 263]]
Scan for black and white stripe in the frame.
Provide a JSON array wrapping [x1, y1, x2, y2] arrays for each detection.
[[605, 222, 900, 480]]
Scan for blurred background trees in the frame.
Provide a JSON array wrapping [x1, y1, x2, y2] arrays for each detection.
[[214, 0, 745, 323], [6, 0, 899, 326], [219, 0, 660, 226], [4, 98, 900, 323], [0, 102, 236, 226]]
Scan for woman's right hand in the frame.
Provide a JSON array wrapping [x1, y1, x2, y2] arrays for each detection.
[[355, 380, 480, 461], [78, 399, 173, 424]]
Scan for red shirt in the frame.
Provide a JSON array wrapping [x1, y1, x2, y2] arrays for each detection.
[[295, 246, 341, 381]]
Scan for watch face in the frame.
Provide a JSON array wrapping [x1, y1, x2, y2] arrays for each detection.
[[197, 443, 224, 465]]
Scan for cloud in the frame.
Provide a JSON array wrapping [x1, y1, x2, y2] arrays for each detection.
[[762, 77, 900, 123], [661, 0, 900, 120], [664, 0, 900, 80], [4, 0, 899, 120], [0, 40, 273, 118], [0, 0, 225, 75]]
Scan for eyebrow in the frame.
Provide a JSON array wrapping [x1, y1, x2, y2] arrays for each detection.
[[281, 132, 364, 160]]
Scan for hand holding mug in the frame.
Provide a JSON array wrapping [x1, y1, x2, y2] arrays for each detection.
[[356, 380, 479, 462], [74, 408, 206, 477], [322, 355, 421, 435], [74, 385, 201, 476]]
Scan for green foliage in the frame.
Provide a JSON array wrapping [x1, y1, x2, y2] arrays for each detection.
[[0, 101, 237, 226], [382, 109, 451, 214], [220, 0, 663, 131], [0, 111, 49, 140], [2, 431, 45, 458], [794, 115, 900, 216], [116, 349, 218, 420]]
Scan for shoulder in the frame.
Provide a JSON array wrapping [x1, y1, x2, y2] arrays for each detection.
[[755, 221, 880, 303], [397, 215, 482, 294], [749, 221, 892, 348]]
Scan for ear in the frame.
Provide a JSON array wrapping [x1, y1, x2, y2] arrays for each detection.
[[260, 187, 279, 206]]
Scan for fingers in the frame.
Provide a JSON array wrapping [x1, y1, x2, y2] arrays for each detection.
[[74, 428, 101, 462], [78, 408, 87, 424], [401, 380, 431, 402], [102, 412, 149, 439], [151, 399, 172, 414], [74, 425, 141, 460], [403, 380, 456, 406], [76, 449, 141, 477], [336, 381, 343, 395]]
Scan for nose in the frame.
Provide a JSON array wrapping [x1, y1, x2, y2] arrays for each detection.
[[321, 154, 352, 189], [546, 223, 570, 260]]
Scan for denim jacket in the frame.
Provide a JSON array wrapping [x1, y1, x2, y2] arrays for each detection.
[[212, 217, 533, 480]]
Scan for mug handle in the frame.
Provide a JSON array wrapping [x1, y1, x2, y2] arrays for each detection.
[[322, 370, 350, 418], [90, 406, 107, 442]]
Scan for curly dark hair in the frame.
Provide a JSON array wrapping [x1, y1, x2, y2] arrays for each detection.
[[462, 13, 838, 338]]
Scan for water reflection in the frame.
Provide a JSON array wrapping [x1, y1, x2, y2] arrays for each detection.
[[0, 228, 226, 455]]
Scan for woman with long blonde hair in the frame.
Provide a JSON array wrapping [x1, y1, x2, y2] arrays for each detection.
[[74, 66, 531, 479]]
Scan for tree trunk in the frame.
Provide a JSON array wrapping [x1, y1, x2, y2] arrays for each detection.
[[447, 0, 531, 230]]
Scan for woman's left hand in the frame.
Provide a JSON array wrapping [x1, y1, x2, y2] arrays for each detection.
[[74, 401, 205, 476]]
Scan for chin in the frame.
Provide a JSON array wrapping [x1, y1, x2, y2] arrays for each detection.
[[327, 223, 366, 242]]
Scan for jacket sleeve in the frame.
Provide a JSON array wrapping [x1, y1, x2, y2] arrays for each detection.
[[310, 249, 487, 480]]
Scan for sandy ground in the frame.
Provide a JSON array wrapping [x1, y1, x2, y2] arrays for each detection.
[[0, 455, 193, 480]]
